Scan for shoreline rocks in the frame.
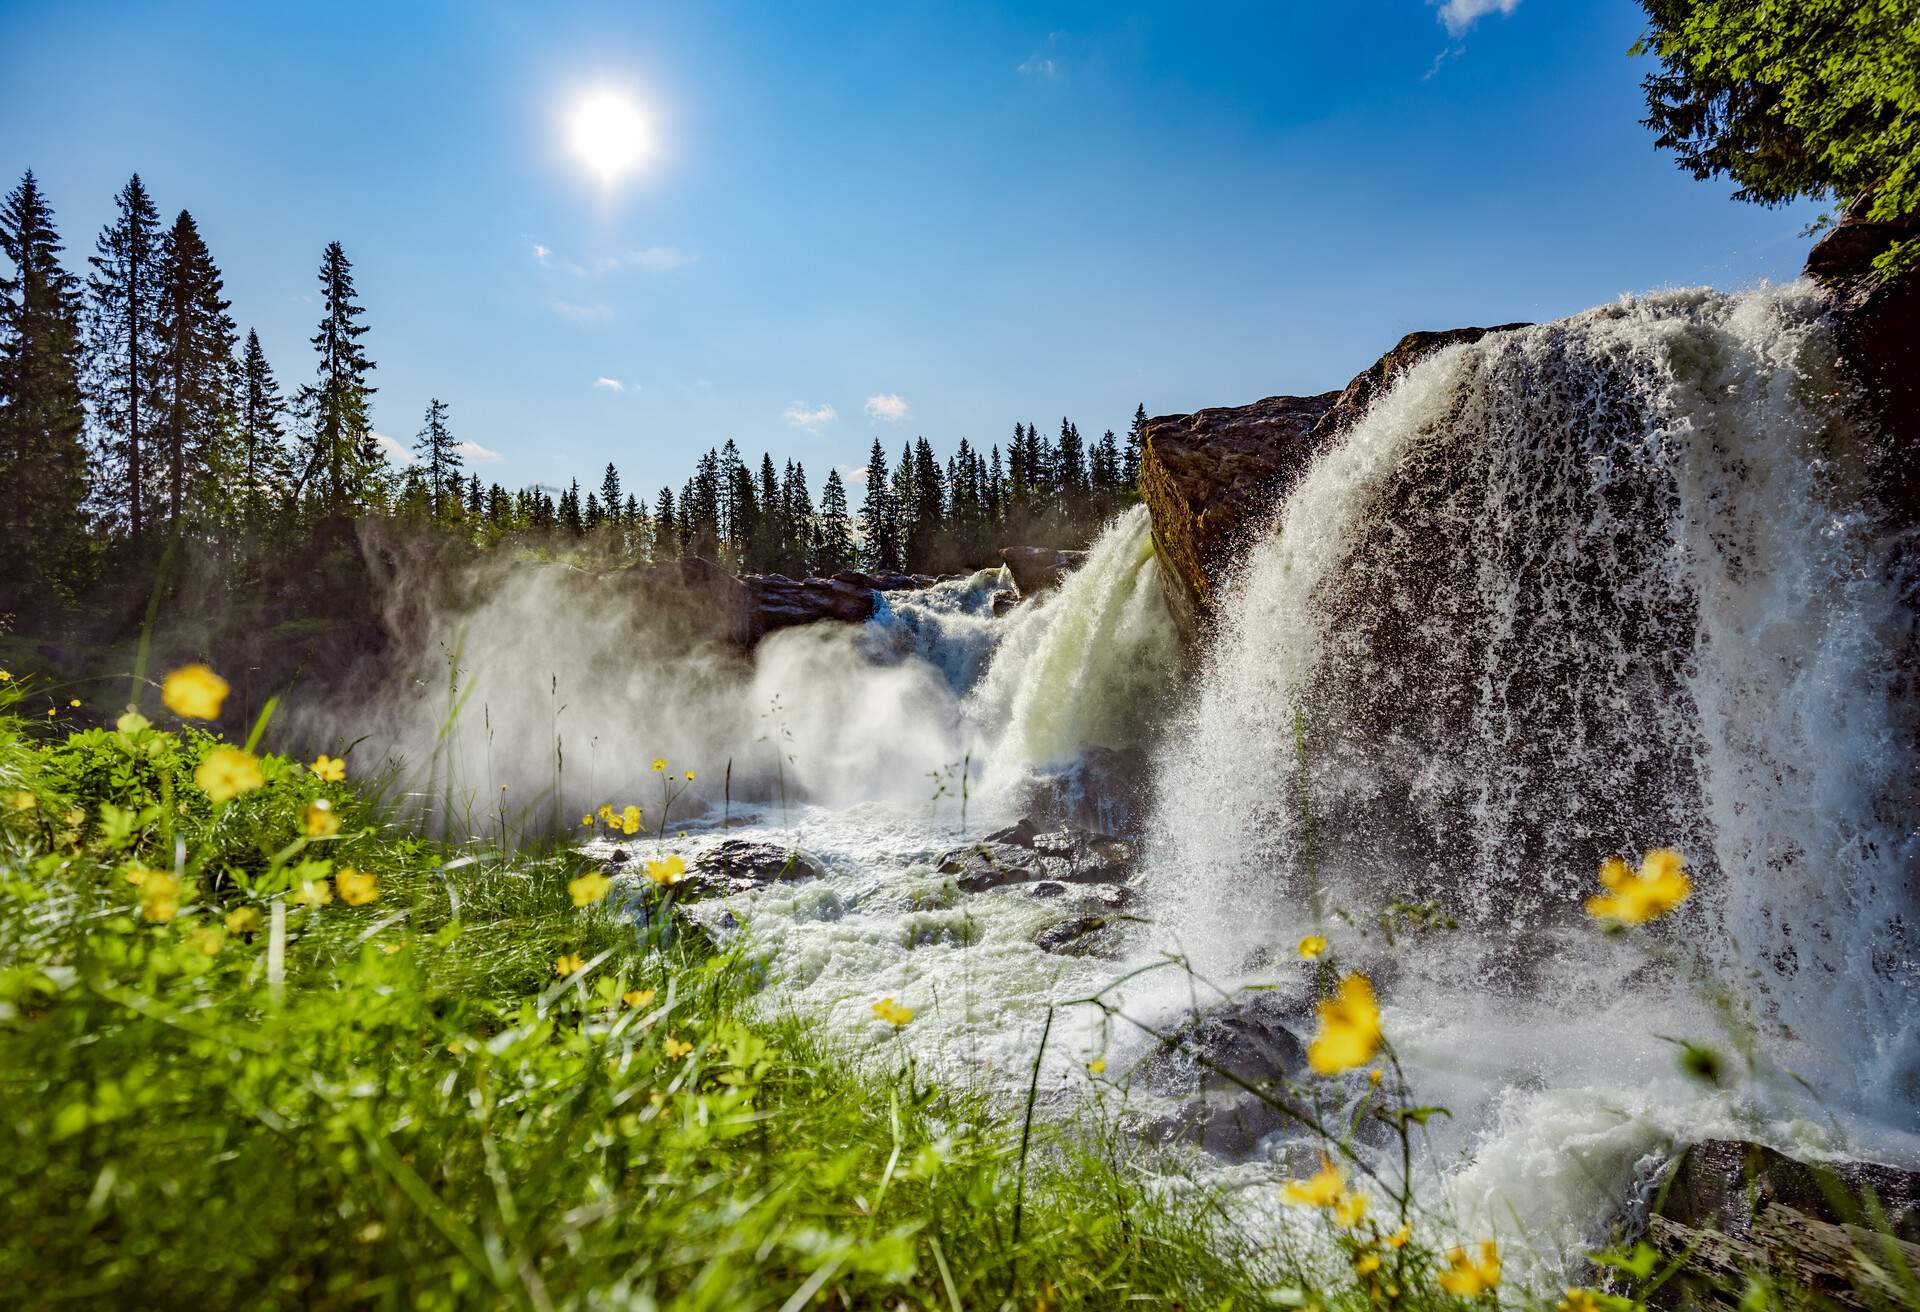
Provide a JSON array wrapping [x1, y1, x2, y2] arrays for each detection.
[[998, 546, 1086, 597]]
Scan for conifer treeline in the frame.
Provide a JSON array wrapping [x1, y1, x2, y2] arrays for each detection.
[[0, 170, 1141, 614]]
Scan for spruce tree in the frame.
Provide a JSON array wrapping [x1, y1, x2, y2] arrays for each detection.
[[154, 210, 236, 532], [1122, 404, 1145, 488], [859, 438, 895, 572], [0, 171, 90, 606], [652, 486, 678, 560], [599, 462, 621, 519], [237, 329, 286, 520], [411, 398, 461, 517], [782, 460, 815, 575], [818, 467, 855, 574], [86, 174, 164, 542], [299, 241, 377, 513]]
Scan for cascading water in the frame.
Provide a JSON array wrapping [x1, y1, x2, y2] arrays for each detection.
[[1146, 283, 1918, 1268]]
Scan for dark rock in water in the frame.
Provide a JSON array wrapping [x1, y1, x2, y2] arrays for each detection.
[[999, 546, 1086, 597], [605, 847, 629, 865], [991, 590, 1019, 617], [935, 818, 1137, 893], [681, 840, 827, 899], [1138, 323, 1526, 633], [1017, 746, 1150, 836], [1139, 391, 1337, 634], [744, 572, 878, 635], [617, 557, 961, 648], [1136, 996, 1317, 1161], [1033, 914, 1119, 955], [1637, 1139, 1920, 1309]]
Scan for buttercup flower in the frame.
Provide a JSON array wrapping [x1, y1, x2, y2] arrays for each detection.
[[1558, 1290, 1603, 1312], [1354, 1253, 1382, 1276], [872, 997, 914, 1027], [195, 745, 265, 803], [597, 803, 615, 823], [554, 953, 585, 976], [1437, 1243, 1501, 1297], [1087, 1058, 1106, 1074], [311, 754, 347, 782], [292, 879, 334, 908], [644, 854, 687, 886], [68, 698, 80, 708], [123, 862, 157, 886], [1282, 1157, 1346, 1208], [651, 758, 667, 773], [6, 790, 35, 811], [580, 814, 593, 828], [1586, 848, 1691, 924], [1307, 973, 1382, 1075], [336, 869, 378, 906], [683, 770, 695, 781], [570, 871, 612, 906], [1298, 934, 1328, 960], [623, 987, 656, 1008], [1388, 1223, 1412, 1249], [225, 906, 263, 935], [162, 664, 229, 720], [662, 1035, 694, 1059], [1333, 1191, 1369, 1228], [303, 800, 340, 837], [191, 926, 224, 955], [139, 871, 181, 923]]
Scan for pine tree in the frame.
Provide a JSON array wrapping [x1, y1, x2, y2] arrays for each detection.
[[297, 241, 377, 513], [86, 174, 164, 542], [1056, 417, 1085, 499], [584, 491, 603, 528], [1123, 403, 1145, 488], [411, 398, 461, 517], [154, 210, 236, 532], [0, 171, 90, 606], [782, 460, 815, 575], [859, 438, 896, 572], [653, 486, 678, 561], [560, 478, 584, 535], [599, 463, 621, 520], [466, 472, 482, 518], [237, 329, 286, 520], [818, 467, 855, 574]]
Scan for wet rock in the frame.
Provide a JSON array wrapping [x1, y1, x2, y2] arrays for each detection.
[[1637, 1140, 1920, 1309], [1136, 997, 1316, 1161], [744, 573, 878, 635], [1305, 323, 1529, 449], [1033, 914, 1119, 955], [935, 818, 1138, 893], [1017, 746, 1150, 836], [681, 840, 827, 899], [999, 546, 1086, 597]]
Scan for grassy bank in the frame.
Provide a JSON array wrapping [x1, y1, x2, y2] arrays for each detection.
[[0, 675, 1280, 1309]]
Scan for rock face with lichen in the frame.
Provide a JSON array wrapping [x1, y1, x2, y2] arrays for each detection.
[[1138, 323, 1527, 633]]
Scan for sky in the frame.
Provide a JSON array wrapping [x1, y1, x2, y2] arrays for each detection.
[[0, 0, 1824, 500]]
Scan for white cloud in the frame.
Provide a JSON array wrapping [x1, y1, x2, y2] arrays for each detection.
[[1017, 56, 1058, 77], [550, 299, 614, 324], [454, 440, 503, 463], [864, 393, 910, 423], [1434, 0, 1519, 36], [783, 401, 838, 431], [593, 376, 627, 392], [837, 463, 869, 488], [373, 432, 415, 464], [532, 243, 551, 263]]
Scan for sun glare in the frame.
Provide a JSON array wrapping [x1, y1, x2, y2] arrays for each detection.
[[568, 91, 652, 183]]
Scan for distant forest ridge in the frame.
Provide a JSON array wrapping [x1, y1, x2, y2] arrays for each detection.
[[0, 169, 1145, 617]]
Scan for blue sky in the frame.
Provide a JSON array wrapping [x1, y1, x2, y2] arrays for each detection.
[[1, 0, 1821, 500]]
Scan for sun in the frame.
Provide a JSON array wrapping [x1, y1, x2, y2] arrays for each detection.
[[568, 91, 652, 183]]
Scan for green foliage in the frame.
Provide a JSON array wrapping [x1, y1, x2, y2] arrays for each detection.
[[1635, 0, 1920, 277]]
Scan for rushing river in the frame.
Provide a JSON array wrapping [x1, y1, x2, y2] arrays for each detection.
[[386, 280, 1917, 1289]]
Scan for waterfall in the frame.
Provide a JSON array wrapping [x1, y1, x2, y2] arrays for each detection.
[[1150, 284, 1918, 1116]]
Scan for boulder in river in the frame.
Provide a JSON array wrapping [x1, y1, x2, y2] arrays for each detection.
[[934, 817, 1137, 893], [998, 546, 1086, 597], [1636, 1139, 1920, 1309], [680, 840, 828, 899]]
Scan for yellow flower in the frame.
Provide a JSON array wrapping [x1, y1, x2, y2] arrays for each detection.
[[651, 758, 667, 773], [336, 868, 378, 906], [1437, 1243, 1501, 1297], [872, 997, 914, 1027], [621, 804, 641, 829], [1369, 1068, 1384, 1086], [683, 770, 695, 781], [662, 1035, 694, 1059], [381, 941, 403, 955], [644, 854, 687, 886], [623, 987, 656, 1008], [1333, 1191, 1369, 1228], [1282, 1157, 1346, 1208], [597, 803, 615, 823], [0, 669, 9, 680], [225, 906, 263, 935], [1557, 1291, 1603, 1312], [138, 871, 181, 923], [123, 862, 157, 886], [1585, 848, 1691, 925], [116, 710, 150, 734], [162, 664, 229, 720], [311, 754, 346, 782], [1308, 974, 1382, 1075], [292, 879, 334, 908], [303, 800, 340, 837], [1354, 1253, 1382, 1277], [621, 816, 640, 836], [1388, 1223, 1412, 1249], [1087, 1058, 1107, 1075], [46, 707, 55, 717], [570, 871, 612, 906], [555, 953, 585, 976], [1298, 933, 1328, 960], [580, 814, 593, 827], [68, 698, 81, 708], [195, 745, 265, 803], [190, 926, 224, 955], [5, 790, 35, 811]]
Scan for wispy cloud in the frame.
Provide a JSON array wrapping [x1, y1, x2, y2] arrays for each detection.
[[837, 463, 869, 488], [593, 376, 627, 392], [865, 393, 910, 423], [783, 401, 838, 431], [373, 432, 414, 464], [531, 242, 698, 277], [550, 299, 614, 324], [532, 243, 551, 264], [1433, 0, 1519, 36], [1017, 56, 1058, 77], [454, 441, 503, 463]]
